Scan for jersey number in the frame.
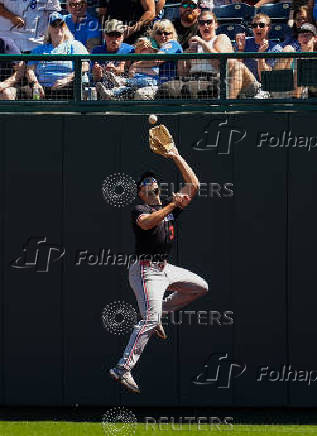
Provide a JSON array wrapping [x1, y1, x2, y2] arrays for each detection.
[[168, 224, 174, 240]]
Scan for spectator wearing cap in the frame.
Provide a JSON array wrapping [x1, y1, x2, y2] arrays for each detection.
[[234, 13, 282, 83], [277, 23, 317, 97], [283, 6, 313, 51], [104, 0, 155, 44], [64, 0, 101, 52], [91, 19, 134, 95], [26, 13, 88, 99], [0, 0, 60, 53], [173, 0, 201, 49]]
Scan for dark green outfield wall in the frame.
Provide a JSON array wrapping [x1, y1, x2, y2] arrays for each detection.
[[0, 113, 316, 407]]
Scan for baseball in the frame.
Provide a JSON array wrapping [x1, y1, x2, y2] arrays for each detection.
[[148, 114, 158, 125]]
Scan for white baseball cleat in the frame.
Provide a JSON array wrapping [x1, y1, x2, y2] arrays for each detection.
[[109, 367, 140, 394], [154, 323, 167, 340]]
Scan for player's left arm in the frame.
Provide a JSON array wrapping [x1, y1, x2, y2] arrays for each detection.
[[164, 146, 200, 203]]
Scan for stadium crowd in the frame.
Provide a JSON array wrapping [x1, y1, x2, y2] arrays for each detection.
[[0, 0, 315, 100]]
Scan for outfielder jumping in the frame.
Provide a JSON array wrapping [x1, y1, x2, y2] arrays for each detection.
[[109, 139, 208, 393]]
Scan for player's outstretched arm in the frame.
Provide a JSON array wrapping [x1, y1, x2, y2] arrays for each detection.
[[163, 146, 200, 200]]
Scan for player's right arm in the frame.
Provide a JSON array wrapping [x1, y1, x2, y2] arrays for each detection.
[[137, 196, 188, 231]]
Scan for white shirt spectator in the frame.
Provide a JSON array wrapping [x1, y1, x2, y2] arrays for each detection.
[[0, 0, 60, 52], [190, 36, 218, 73]]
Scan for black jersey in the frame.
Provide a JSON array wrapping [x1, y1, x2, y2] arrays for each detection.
[[131, 197, 183, 258]]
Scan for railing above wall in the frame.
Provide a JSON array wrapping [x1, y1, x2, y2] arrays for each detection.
[[0, 52, 317, 112]]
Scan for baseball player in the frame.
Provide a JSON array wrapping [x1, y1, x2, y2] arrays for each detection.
[[109, 144, 208, 393]]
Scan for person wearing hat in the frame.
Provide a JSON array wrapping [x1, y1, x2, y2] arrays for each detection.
[[64, 0, 101, 52], [26, 12, 88, 99], [109, 149, 208, 394], [0, 0, 60, 53], [173, 0, 201, 49], [275, 23, 317, 98], [91, 19, 134, 91]]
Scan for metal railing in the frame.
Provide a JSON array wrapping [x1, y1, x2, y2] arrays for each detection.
[[0, 52, 317, 112]]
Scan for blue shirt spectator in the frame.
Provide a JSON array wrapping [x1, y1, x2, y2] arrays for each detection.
[[149, 20, 183, 82], [235, 37, 281, 81], [91, 19, 134, 85], [65, 0, 101, 52]]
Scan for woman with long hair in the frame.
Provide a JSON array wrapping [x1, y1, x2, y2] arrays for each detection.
[[26, 12, 88, 99]]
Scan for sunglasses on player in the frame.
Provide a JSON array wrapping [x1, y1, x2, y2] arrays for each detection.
[[147, 188, 160, 196], [251, 22, 268, 28], [198, 19, 214, 25], [181, 3, 197, 9]]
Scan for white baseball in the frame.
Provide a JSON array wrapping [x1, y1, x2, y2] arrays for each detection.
[[148, 114, 158, 125]]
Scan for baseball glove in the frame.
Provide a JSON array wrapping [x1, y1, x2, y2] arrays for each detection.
[[149, 124, 174, 156]]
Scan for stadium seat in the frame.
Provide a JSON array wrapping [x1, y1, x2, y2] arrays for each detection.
[[216, 23, 249, 40], [258, 3, 291, 21], [261, 69, 294, 92], [269, 23, 292, 42], [297, 59, 317, 87], [213, 3, 255, 23], [163, 4, 181, 20]]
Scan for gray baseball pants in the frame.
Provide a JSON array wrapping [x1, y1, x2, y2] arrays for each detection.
[[117, 261, 208, 371]]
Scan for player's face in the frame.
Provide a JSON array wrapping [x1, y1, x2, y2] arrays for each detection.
[[140, 182, 161, 204]]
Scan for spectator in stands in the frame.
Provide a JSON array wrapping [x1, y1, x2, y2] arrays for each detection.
[[150, 19, 183, 83], [159, 10, 261, 99], [26, 13, 88, 99], [97, 37, 160, 100], [277, 23, 317, 97], [235, 13, 281, 82], [0, 37, 23, 100], [64, 0, 101, 52], [173, 0, 201, 49], [0, 0, 60, 53], [283, 5, 313, 50], [104, 0, 155, 43], [92, 19, 134, 98]]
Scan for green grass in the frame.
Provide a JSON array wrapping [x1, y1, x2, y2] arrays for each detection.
[[0, 422, 317, 436]]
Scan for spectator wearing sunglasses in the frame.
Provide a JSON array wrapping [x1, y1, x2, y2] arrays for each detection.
[[235, 14, 281, 82], [160, 10, 261, 99], [64, 0, 101, 52], [92, 19, 134, 97], [150, 19, 182, 83], [173, 0, 201, 49]]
